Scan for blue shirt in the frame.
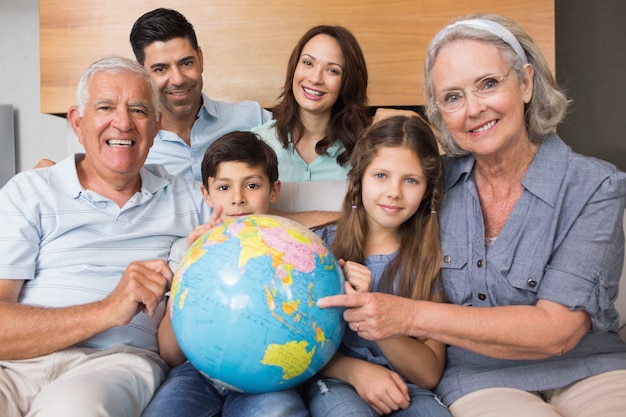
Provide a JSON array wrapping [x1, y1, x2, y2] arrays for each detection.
[[252, 120, 350, 182], [146, 93, 271, 181], [0, 154, 211, 353], [436, 133, 626, 405]]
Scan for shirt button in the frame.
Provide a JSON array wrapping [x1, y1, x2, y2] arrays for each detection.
[[443, 255, 451, 263], [527, 278, 537, 288], [477, 259, 484, 268], [477, 293, 487, 301]]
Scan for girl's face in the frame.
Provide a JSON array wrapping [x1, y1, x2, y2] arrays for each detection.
[[292, 34, 344, 117], [361, 146, 427, 234], [430, 39, 533, 159]]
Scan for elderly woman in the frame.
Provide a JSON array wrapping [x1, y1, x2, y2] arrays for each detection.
[[319, 14, 626, 417]]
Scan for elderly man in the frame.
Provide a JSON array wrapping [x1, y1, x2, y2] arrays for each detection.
[[0, 56, 209, 416]]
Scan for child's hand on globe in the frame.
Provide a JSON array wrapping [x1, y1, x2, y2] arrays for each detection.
[[187, 206, 224, 247]]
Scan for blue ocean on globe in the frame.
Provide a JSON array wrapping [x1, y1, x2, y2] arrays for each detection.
[[170, 214, 346, 393]]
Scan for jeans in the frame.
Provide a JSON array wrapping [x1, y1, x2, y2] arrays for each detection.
[[142, 362, 310, 417], [304, 377, 450, 417]]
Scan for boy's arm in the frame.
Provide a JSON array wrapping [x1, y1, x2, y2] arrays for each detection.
[[157, 298, 187, 367]]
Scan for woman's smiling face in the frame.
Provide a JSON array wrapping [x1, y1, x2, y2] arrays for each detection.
[[431, 39, 533, 159], [292, 34, 344, 117]]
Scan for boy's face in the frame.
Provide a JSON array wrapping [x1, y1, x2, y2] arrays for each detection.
[[202, 161, 280, 218]]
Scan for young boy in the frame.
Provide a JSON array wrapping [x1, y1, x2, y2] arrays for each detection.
[[143, 131, 310, 417]]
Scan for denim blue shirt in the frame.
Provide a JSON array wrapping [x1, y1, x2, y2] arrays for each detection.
[[145, 93, 271, 181], [436, 133, 626, 405], [252, 120, 351, 182]]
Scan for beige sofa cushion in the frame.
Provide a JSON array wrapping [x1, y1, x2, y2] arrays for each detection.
[[272, 180, 348, 213]]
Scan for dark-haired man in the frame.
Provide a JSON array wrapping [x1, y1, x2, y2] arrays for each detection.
[[130, 8, 271, 181]]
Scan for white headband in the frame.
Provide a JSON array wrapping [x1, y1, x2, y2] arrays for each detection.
[[440, 19, 528, 65]]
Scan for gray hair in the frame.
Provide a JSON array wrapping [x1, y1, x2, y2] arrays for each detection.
[[76, 56, 160, 117], [424, 14, 569, 156]]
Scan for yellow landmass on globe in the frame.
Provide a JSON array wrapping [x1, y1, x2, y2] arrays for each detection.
[[313, 322, 327, 347], [236, 224, 291, 284], [286, 226, 315, 246], [178, 287, 189, 309], [264, 285, 276, 312], [236, 226, 268, 267], [260, 340, 316, 380], [282, 299, 300, 316]]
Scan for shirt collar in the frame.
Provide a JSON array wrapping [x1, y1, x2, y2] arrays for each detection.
[[49, 154, 84, 199], [521, 133, 568, 207], [443, 133, 567, 208], [326, 140, 346, 157], [49, 153, 170, 201], [199, 92, 219, 119]]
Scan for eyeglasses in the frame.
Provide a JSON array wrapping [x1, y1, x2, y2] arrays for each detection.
[[435, 67, 514, 113]]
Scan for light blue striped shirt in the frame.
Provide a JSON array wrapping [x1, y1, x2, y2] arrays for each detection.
[[0, 154, 210, 352]]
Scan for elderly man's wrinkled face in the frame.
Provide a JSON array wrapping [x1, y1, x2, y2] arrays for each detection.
[[70, 71, 160, 181]]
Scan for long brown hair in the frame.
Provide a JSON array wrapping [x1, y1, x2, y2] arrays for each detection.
[[331, 115, 443, 301], [271, 25, 370, 166]]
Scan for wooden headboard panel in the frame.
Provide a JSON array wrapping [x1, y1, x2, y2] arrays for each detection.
[[40, 0, 554, 115]]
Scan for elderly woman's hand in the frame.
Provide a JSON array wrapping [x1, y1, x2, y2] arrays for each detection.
[[319, 282, 417, 340]]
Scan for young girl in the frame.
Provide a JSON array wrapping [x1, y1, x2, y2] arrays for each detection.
[[304, 115, 450, 417]]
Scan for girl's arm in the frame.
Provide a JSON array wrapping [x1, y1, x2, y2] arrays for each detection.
[[317, 260, 411, 415], [374, 291, 446, 389], [375, 336, 445, 389], [318, 352, 410, 415]]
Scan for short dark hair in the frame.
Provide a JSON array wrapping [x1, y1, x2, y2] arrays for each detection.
[[129, 8, 199, 65], [201, 132, 279, 188]]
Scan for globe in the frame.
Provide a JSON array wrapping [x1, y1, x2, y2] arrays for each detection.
[[170, 214, 346, 394]]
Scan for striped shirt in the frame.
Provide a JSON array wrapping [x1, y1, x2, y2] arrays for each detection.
[[0, 154, 210, 352]]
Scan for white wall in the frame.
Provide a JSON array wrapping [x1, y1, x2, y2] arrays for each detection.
[[0, 0, 73, 173]]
